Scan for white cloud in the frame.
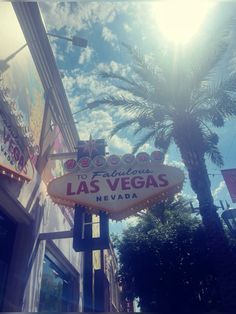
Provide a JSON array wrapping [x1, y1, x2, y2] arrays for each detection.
[[212, 181, 226, 198], [102, 26, 118, 48], [75, 71, 125, 100], [62, 66, 134, 126], [40, 2, 128, 33], [48, 38, 65, 61], [61, 74, 83, 112], [181, 191, 197, 202], [78, 46, 94, 65], [96, 61, 131, 77], [137, 143, 152, 153], [69, 95, 81, 112], [76, 124, 90, 140], [164, 154, 185, 169], [75, 109, 114, 141], [123, 23, 132, 32], [62, 74, 75, 93], [109, 135, 132, 154], [74, 109, 133, 156]]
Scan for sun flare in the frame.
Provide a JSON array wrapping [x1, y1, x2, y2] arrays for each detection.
[[154, 0, 215, 44]]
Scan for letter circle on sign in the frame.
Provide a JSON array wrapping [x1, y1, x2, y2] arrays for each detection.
[[78, 157, 91, 171], [64, 159, 77, 172], [136, 152, 150, 164], [107, 154, 121, 167], [92, 155, 106, 169], [151, 151, 164, 163], [122, 153, 135, 166]]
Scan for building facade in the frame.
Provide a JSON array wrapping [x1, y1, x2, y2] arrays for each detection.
[[0, 2, 82, 312], [0, 2, 125, 312]]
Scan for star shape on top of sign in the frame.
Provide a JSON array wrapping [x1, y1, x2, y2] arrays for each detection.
[[78, 134, 98, 157]]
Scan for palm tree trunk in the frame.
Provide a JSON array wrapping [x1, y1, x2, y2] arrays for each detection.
[[178, 145, 236, 311]]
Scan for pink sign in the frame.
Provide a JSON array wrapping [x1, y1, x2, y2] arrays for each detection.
[[0, 111, 34, 181], [221, 169, 236, 203], [47, 158, 184, 220]]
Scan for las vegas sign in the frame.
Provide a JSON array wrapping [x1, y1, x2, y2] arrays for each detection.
[[47, 151, 185, 220]]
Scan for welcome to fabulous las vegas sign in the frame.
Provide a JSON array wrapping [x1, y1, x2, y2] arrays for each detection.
[[47, 151, 185, 220]]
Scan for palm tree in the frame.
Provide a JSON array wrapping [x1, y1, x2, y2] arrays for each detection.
[[88, 20, 236, 310], [90, 43, 236, 228]]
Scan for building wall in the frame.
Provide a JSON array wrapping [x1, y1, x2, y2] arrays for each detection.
[[104, 246, 123, 312], [0, 3, 125, 313], [0, 3, 83, 312]]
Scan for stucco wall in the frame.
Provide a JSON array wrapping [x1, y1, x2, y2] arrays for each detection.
[[22, 181, 83, 312]]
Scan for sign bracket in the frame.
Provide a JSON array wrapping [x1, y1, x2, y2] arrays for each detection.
[[38, 230, 73, 240]]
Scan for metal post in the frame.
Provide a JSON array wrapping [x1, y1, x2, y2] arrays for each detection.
[[74, 138, 107, 312], [83, 213, 93, 312], [5, 43, 28, 62]]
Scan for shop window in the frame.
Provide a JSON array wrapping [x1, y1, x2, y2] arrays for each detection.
[[0, 209, 16, 311], [38, 253, 78, 312]]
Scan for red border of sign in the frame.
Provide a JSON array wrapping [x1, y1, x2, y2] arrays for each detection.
[[0, 163, 31, 182]]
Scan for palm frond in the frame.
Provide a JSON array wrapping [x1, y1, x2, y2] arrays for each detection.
[[110, 118, 139, 138], [88, 95, 152, 116], [100, 68, 169, 109], [132, 130, 156, 154], [214, 91, 236, 119], [115, 81, 155, 102], [198, 97, 236, 127], [186, 5, 233, 85], [154, 125, 173, 153], [194, 77, 236, 125], [100, 71, 137, 87], [205, 144, 224, 167], [133, 124, 145, 136], [87, 99, 110, 109], [189, 40, 228, 89], [122, 42, 164, 90], [138, 115, 156, 127], [203, 132, 223, 167]]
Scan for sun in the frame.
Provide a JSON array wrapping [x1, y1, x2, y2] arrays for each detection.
[[154, 0, 215, 45]]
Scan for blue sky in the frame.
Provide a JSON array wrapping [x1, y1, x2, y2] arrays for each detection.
[[39, 1, 236, 232]]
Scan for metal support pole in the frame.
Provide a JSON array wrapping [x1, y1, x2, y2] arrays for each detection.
[[27, 230, 73, 271], [83, 213, 93, 312], [5, 43, 28, 62]]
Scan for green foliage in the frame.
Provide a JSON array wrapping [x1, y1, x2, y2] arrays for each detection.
[[114, 203, 224, 312]]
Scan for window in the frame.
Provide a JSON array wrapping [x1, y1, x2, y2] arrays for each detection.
[[38, 253, 78, 312]]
